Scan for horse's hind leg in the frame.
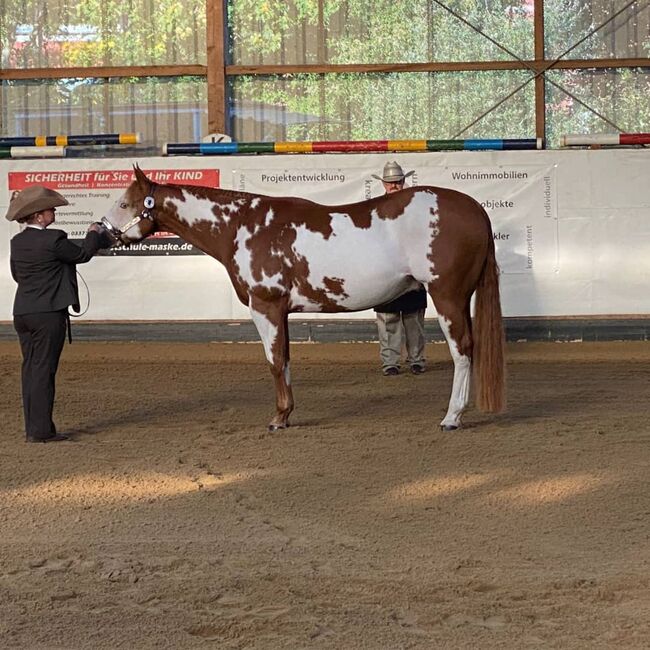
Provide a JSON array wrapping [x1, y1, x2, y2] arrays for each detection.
[[431, 294, 473, 430], [249, 297, 294, 431]]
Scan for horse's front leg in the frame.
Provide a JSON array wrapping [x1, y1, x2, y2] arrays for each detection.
[[249, 296, 294, 431]]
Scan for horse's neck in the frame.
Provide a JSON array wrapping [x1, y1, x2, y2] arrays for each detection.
[[157, 185, 248, 261]]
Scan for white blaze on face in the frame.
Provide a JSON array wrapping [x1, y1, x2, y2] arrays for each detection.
[[104, 191, 146, 242], [290, 191, 440, 311], [250, 307, 278, 364]]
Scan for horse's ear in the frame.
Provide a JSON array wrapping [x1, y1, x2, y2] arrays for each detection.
[[133, 164, 149, 187]]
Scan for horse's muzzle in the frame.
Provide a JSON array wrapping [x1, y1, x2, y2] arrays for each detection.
[[100, 217, 127, 246]]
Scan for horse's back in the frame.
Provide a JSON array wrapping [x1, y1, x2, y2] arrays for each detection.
[[246, 185, 489, 236]]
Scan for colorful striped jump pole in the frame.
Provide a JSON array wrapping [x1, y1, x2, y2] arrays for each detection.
[[561, 133, 650, 147], [0, 133, 140, 147], [163, 138, 543, 156], [0, 146, 66, 159]]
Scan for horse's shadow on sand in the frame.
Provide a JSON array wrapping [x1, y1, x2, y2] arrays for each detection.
[[69, 384, 266, 435], [69, 359, 603, 437]]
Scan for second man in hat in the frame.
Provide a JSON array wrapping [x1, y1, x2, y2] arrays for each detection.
[[372, 161, 427, 376]]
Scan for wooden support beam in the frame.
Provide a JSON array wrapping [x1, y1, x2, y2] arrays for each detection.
[[1, 59, 646, 83], [206, 0, 227, 134], [226, 61, 530, 75], [225, 57, 649, 76], [534, 0, 546, 141], [0, 65, 206, 80]]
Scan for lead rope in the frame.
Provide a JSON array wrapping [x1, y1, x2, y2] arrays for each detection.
[[66, 270, 91, 343], [72, 269, 91, 316]]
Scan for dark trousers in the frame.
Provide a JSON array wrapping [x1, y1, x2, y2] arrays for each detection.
[[14, 310, 67, 439]]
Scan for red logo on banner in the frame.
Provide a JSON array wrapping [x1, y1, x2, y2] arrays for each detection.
[[8, 169, 220, 190]]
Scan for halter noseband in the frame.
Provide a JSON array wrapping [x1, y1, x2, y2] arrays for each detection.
[[101, 186, 156, 246]]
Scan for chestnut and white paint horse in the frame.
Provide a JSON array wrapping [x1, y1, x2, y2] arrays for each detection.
[[102, 165, 505, 431]]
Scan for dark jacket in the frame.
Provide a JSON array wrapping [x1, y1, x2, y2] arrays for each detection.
[[10, 227, 107, 315], [374, 288, 427, 314]]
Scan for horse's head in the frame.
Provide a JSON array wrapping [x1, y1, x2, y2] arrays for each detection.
[[101, 164, 159, 246]]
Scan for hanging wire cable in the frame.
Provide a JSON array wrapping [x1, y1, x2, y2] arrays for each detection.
[[545, 0, 647, 72], [453, 72, 625, 139], [430, 0, 645, 137], [451, 77, 536, 138]]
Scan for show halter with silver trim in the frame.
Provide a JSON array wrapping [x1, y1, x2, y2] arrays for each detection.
[[101, 190, 156, 245]]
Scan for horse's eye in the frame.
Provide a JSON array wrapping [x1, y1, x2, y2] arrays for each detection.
[[120, 202, 128, 209]]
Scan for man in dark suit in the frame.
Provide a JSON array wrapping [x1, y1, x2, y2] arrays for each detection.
[[6, 185, 111, 443]]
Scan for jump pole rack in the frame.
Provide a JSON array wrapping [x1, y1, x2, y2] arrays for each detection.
[[0, 146, 66, 160], [163, 138, 544, 156], [561, 133, 650, 148], [0, 133, 141, 159]]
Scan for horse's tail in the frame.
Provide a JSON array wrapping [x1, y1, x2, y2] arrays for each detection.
[[473, 231, 506, 413]]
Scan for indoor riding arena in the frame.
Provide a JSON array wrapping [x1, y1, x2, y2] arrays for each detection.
[[1, 2, 650, 649]]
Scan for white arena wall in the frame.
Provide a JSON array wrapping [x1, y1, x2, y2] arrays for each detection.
[[1, 149, 649, 322]]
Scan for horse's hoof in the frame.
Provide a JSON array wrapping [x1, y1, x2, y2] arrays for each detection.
[[440, 424, 459, 431], [268, 423, 289, 432]]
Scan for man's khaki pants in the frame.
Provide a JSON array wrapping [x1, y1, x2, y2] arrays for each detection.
[[376, 309, 426, 372]]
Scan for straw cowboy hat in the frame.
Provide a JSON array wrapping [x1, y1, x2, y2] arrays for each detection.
[[5, 186, 69, 222], [372, 161, 415, 183]]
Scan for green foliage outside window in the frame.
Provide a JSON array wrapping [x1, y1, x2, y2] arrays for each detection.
[[1, 0, 648, 146], [228, 0, 650, 146], [231, 71, 535, 141], [0, 0, 206, 68], [229, 0, 535, 63]]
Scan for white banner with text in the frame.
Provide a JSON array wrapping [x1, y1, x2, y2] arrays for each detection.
[[1, 149, 649, 320]]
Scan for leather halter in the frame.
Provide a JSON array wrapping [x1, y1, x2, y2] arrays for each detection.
[[101, 186, 156, 246]]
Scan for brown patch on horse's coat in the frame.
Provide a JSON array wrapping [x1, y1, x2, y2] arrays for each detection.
[[323, 277, 348, 297], [290, 257, 350, 312], [373, 189, 416, 221], [249, 286, 286, 303], [339, 204, 373, 229], [428, 189, 490, 299]]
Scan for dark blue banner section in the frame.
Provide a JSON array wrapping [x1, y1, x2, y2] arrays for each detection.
[[71, 236, 205, 256]]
